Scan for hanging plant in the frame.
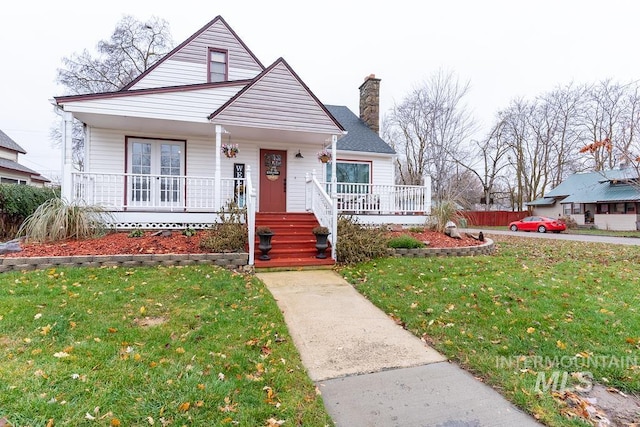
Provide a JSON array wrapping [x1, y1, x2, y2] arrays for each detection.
[[317, 149, 331, 163], [221, 143, 239, 158]]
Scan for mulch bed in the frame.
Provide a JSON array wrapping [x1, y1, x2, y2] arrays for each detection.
[[1, 229, 483, 258]]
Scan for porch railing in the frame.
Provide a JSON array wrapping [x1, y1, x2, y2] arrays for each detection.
[[71, 172, 245, 212], [320, 182, 430, 214], [306, 172, 336, 258]]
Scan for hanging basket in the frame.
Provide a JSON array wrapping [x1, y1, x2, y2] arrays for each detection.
[[221, 143, 239, 158], [318, 154, 330, 163]]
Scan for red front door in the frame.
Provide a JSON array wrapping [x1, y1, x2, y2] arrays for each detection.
[[259, 149, 287, 211]]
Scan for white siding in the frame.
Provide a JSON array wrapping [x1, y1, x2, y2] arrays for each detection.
[[0, 149, 18, 162], [130, 19, 262, 90], [65, 86, 244, 123], [214, 62, 342, 134], [86, 128, 394, 214]]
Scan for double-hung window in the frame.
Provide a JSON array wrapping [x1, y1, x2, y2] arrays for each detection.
[[208, 49, 228, 82]]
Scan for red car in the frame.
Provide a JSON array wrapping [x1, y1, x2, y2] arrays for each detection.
[[509, 216, 566, 233]]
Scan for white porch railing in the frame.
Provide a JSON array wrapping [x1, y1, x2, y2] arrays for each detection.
[[320, 182, 431, 214], [71, 172, 245, 211], [306, 172, 337, 259]]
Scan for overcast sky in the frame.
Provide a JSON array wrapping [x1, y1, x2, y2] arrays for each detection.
[[1, 0, 639, 180]]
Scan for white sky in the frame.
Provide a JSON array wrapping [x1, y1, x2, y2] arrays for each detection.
[[1, 0, 639, 180]]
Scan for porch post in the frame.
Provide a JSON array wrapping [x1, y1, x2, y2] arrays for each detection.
[[214, 124, 223, 210], [423, 172, 432, 215], [330, 134, 338, 260], [61, 111, 74, 202]]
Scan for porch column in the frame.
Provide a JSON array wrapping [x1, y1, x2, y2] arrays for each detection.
[[214, 124, 223, 210], [423, 172, 432, 215], [61, 111, 74, 201], [330, 134, 338, 260]]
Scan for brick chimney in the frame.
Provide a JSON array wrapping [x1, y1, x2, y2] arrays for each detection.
[[359, 74, 381, 134]]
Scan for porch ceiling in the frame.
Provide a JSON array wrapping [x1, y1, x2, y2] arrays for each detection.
[[74, 112, 341, 144]]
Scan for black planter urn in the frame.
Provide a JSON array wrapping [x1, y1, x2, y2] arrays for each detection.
[[314, 232, 330, 259], [257, 232, 274, 260]]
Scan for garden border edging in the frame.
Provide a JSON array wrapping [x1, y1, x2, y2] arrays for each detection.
[[0, 252, 250, 273], [388, 238, 494, 258]]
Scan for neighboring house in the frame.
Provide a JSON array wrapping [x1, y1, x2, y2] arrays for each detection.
[[0, 130, 50, 187], [52, 16, 431, 265], [528, 168, 640, 231]]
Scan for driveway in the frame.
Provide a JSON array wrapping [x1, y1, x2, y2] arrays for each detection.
[[464, 228, 640, 246]]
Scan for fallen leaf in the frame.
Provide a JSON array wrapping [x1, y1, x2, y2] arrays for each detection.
[[178, 402, 190, 412], [526, 327, 535, 334]]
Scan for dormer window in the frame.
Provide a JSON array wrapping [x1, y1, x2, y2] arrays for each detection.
[[209, 49, 228, 82]]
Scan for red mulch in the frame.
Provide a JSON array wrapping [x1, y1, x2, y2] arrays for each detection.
[[1, 229, 483, 258]]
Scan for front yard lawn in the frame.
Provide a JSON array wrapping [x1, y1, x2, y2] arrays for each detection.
[[340, 236, 640, 426], [0, 265, 331, 426]]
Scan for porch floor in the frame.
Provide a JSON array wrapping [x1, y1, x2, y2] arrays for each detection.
[[254, 212, 335, 270]]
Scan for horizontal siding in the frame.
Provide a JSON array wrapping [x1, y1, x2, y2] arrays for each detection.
[[216, 63, 342, 134], [87, 128, 126, 174], [131, 61, 205, 89], [0, 150, 18, 161], [131, 19, 262, 90], [65, 86, 244, 122]]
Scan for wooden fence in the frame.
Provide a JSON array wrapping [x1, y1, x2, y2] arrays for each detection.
[[458, 210, 529, 227]]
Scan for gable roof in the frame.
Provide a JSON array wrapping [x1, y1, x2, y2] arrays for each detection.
[[209, 58, 344, 134], [123, 16, 264, 91], [325, 105, 395, 155], [0, 129, 26, 154]]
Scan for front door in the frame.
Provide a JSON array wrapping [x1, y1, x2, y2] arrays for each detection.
[[259, 149, 287, 211]]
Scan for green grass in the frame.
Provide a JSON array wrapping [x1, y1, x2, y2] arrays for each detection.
[[340, 236, 640, 427], [0, 265, 332, 426]]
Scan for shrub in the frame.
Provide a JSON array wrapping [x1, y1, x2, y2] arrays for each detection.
[[429, 200, 459, 233], [387, 234, 425, 249], [128, 228, 145, 238], [336, 216, 389, 264], [0, 184, 59, 239], [200, 203, 248, 252], [17, 198, 113, 242], [559, 215, 578, 229], [182, 227, 197, 237], [312, 225, 329, 235]]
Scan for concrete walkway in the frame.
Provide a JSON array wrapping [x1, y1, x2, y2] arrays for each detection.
[[258, 270, 542, 427]]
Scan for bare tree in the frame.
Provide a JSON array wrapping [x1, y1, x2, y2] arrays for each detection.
[[385, 70, 475, 202], [457, 118, 511, 210], [53, 15, 174, 169], [57, 15, 174, 95]]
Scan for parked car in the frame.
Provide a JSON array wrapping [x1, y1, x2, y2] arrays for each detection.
[[509, 216, 566, 233]]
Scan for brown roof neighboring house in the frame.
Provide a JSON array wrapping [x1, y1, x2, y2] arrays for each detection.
[[0, 129, 50, 186]]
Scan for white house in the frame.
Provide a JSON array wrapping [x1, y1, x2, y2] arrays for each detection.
[[52, 16, 430, 267]]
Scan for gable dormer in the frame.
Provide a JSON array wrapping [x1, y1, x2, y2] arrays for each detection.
[[125, 16, 265, 91]]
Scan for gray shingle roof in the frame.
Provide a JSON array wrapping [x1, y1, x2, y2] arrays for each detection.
[[0, 129, 26, 154], [0, 158, 41, 176], [324, 105, 395, 155]]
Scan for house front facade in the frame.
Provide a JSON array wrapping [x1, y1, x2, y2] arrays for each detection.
[[53, 16, 431, 264], [529, 169, 640, 231]]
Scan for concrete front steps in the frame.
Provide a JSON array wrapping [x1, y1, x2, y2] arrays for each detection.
[[254, 212, 334, 269]]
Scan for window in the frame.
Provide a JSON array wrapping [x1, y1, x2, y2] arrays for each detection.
[[209, 49, 227, 82], [0, 177, 26, 185], [326, 161, 371, 193], [127, 138, 184, 207], [563, 204, 571, 216]]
